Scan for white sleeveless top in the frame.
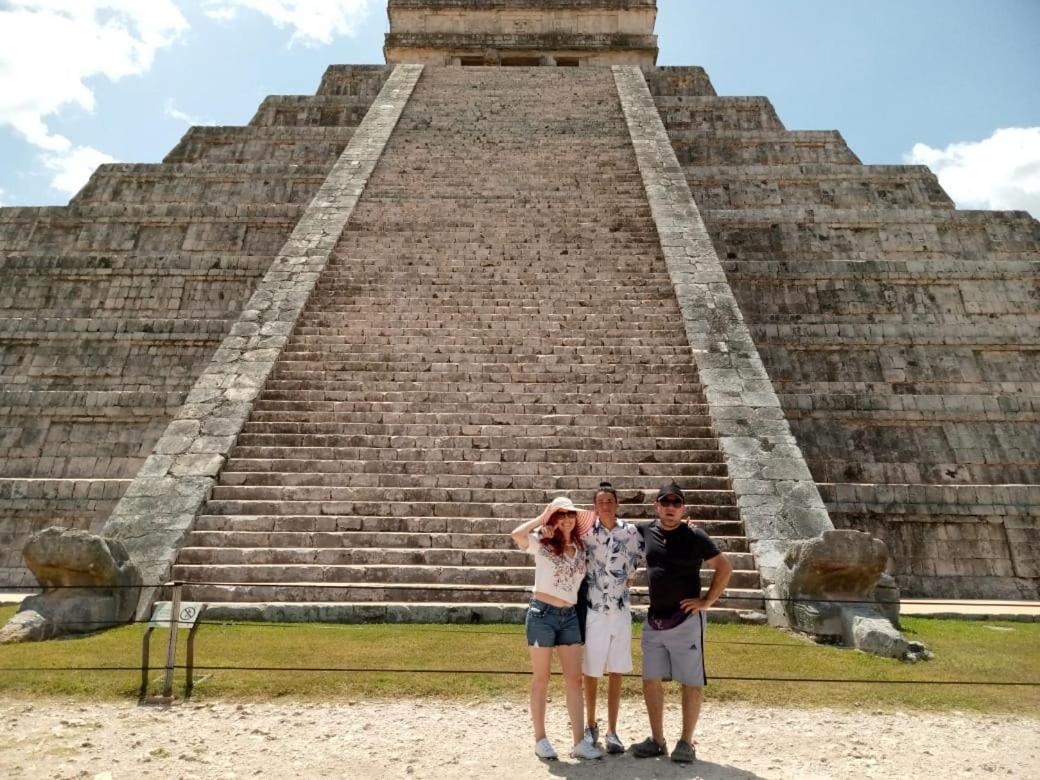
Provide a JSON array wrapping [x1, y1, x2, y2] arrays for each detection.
[[526, 531, 586, 604]]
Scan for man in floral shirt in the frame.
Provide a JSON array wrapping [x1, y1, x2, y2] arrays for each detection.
[[580, 481, 645, 754]]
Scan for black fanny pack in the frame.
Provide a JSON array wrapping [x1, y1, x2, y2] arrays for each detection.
[[646, 608, 688, 631]]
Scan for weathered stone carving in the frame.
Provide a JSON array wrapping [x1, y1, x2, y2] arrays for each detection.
[[0, 528, 141, 644], [765, 529, 930, 660]]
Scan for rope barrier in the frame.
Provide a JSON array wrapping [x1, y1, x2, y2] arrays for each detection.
[[0, 582, 1034, 609], [0, 664, 1036, 686]]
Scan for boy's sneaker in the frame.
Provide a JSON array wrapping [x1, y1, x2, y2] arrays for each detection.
[[571, 738, 605, 760], [534, 738, 558, 760], [605, 733, 626, 754], [584, 723, 600, 747], [671, 740, 697, 764], [630, 736, 667, 758]]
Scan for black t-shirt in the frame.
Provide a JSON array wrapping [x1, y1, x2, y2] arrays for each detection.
[[639, 522, 721, 619]]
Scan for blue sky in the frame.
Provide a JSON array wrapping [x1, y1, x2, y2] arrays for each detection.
[[1, 0, 1038, 214]]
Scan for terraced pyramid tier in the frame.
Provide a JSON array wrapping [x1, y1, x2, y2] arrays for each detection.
[[173, 66, 764, 621]]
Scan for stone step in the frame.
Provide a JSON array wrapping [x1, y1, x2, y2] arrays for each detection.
[[259, 378, 706, 393], [172, 569, 757, 599], [217, 460, 730, 479], [197, 499, 742, 523], [703, 208, 1040, 258], [181, 531, 754, 560], [192, 514, 746, 537], [159, 600, 765, 625], [242, 411, 716, 428], [686, 164, 953, 210], [71, 162, 331, 207], [669, 130, 859, 166], [214, 472, 730, 492], [248, 95, 376, 128], [225, 446, 728, 465], [237, 422, 718, 439], [230, 434, 724, 451], [172, 590, 765, 615], [248, 401, 712, 416], [315, 65, 394, 97], [653, 96, 783, 132], [643, 67, 717, 97], [0, 204, 302, 254], [252, 391, 709, 407], [207, 485, 736, 507], [163, 126, 355, 164], [174, 548, 762, 587]]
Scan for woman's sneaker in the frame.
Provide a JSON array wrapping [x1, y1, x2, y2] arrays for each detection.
[[605, 733, 626, 754], [571, 738, 605, 760], [584, 723, 600, 747], [534, 738, 558, 760]]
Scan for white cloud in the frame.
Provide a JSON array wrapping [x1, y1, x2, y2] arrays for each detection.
[[907, 127, 1040, 218], [202, 0, 373, 46], [0, 187, 7, 207], [0, 1, 188, 195], [164, 98, 214, 127], [42, 145, 118, 195]]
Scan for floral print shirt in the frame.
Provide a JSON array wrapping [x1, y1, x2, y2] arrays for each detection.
[[584, 518, 645, 613]]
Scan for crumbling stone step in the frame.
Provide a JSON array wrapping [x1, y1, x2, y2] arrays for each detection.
[[642, 67, 718, 97], [685, 163, 953, 210], [315, 65, 394, 97], [669, 130, 859, 166], [163, 126, 356, 164], [248, 95, 379, 128], [703, 207, 1040, 259], [652, 96, 783, 132], [72, 163, 331, 206]]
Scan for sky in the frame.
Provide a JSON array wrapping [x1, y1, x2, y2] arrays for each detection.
[[0, 0, 1038, 215]]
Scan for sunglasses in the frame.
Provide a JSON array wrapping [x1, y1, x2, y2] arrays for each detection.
[[658, 497, 684, 508]]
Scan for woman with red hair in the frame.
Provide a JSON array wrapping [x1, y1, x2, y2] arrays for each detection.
[[510, 496, 602, 761]]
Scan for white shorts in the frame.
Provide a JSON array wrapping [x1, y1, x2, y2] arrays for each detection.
[[582, 608, 634, 677]]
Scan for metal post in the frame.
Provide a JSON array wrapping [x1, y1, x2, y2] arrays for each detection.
[[162, 582, 181, 699], [140, 628, 153, 700]]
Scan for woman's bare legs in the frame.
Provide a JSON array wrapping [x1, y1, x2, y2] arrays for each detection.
[[557, 643, 586, 746], [528, 646, 554, 741]]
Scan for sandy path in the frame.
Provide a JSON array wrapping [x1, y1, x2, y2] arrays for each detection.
[[1, 698, 1037, 779]]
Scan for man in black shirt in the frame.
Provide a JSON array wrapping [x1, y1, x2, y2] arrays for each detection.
[[631, 482, 733, 764]]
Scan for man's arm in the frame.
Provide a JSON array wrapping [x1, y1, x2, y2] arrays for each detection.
[[679, 552, 733, 614]]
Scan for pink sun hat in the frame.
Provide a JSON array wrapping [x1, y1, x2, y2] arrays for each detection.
[[537, 496, 596, 537]]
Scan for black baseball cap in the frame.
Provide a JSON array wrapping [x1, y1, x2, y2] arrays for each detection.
[[656, 482, 685, 503]]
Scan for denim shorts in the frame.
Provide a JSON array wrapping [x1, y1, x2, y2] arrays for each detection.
[[525, 599, 582, 648]]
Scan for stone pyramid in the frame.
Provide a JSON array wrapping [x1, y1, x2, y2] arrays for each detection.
[[1, 0, 1036, 623]]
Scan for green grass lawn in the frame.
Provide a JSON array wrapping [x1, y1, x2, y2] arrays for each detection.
[[0, 605, 1037, 714]]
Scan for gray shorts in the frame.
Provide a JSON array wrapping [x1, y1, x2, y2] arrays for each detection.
[[640, 611, 707, 687]]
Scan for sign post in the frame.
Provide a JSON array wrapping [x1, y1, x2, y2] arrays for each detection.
[[140, 585, 207, 702]]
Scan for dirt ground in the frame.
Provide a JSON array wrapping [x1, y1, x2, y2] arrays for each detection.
[[1, 698, 1037, 779]]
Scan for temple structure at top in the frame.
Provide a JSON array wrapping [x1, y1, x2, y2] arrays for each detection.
[[384, 0, 658, 66]]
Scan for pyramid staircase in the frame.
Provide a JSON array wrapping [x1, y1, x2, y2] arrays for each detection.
[[170, 66, 765, 621]]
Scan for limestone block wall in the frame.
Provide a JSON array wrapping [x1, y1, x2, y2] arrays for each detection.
[[0, 66, 393, 587], [647, 65, 1040, 599], [385, 0, 657, 65]]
